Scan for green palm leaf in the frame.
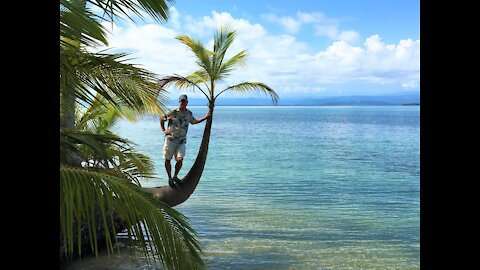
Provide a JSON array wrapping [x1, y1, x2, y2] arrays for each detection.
[[60, 129, 155, 183], [175, 35, 214, 79], [212, 25, 238, 80], [76, 93, 159, 134], [61, 129, 127, 160], [88, 0, 175, 24], [60, 47, 167, 116], [60, 166, 205, 269], [163, 25, 279, 106], [217, 50, 247, 80], [215, 82, 279, 104], [158, 74, 211, 101], [61, 0, 108, 48]]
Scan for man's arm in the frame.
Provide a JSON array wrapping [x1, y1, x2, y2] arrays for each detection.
[[160, 114, 172, 134], [191, 111, 211, 125]]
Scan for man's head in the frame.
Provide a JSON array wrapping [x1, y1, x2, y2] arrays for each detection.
[[178, 94, 188, 108]]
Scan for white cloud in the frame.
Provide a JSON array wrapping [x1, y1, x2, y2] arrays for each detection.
[[338, 30, 360, 43], [364, 34, 384, 52], [94, 21, 197, 77], [313, 23, 359, 43], [297, 12, 329, 23], [265, 11, 359, 43], [263, 14, 301, 34], [91, 11, 419, 98], [314, 25, 338, 39], [169, 7, 181, 30]]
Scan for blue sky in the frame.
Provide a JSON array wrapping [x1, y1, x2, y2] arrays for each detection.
[[91, 0, 420, 100]]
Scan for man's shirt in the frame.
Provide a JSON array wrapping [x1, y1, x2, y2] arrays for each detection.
[[162, 108, 197, 144]]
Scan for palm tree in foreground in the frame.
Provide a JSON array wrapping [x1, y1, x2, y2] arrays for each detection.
[[60, 1, 205, 269], [145, 25, 279, 206]]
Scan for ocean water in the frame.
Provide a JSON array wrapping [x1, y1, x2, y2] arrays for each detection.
[[66, 106, 420, 269]]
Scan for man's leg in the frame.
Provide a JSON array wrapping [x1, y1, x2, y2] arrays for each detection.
[[163, 137, 176, 187], [165, 159, 172, 179], [173, 157, 183, 179], [173, 143, 186, 183]]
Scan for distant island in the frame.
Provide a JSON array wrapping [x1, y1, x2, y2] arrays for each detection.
[[177, 91, 420, 106]]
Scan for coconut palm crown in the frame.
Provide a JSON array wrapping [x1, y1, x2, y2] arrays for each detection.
[[158, 25, 279, 110]]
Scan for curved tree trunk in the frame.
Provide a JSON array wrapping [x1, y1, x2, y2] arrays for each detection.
[[144, 103, 214, 207], [61, 104, 214, 267]]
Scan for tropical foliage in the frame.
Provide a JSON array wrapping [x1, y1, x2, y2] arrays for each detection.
[[60, 0, 205, 269], [158, 25, 279, 109]]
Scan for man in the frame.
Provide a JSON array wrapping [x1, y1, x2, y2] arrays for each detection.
[[160, 94, 211, 187]]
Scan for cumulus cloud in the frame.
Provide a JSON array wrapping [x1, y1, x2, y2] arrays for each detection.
[[94, 21, 197, 76], [90, 10, 419, 97]]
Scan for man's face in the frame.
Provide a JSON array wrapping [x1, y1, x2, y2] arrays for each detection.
[[179, 99, 188, 108]]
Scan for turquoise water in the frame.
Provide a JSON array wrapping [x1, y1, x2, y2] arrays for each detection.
[[67, 106, 420, 269]]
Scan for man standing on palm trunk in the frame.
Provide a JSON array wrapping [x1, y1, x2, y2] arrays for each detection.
[[160, 94, 211, 187]]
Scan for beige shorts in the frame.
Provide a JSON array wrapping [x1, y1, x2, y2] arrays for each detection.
[[163, 137, 186, 160]]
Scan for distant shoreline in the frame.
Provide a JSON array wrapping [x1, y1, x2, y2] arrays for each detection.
[[184, 104, 420, 107], [168, 92, 420, 107]]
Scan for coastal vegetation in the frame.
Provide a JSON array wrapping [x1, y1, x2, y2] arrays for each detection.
[[60, 1, 279, 269], [60, 0, 205, 269]]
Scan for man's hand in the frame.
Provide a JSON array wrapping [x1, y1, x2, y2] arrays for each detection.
[[193, 112, 211, 124], [163, 129, 172, 134]]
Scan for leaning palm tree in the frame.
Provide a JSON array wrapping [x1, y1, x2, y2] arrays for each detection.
[[146, 25, 279, 206], [60, 1, 205, 269]]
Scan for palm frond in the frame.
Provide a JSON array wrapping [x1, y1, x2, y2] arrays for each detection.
[[215, 82, 280, 104], [60, 129, 157, 182], [76, 93, 157, 133], [213, 25, 235, 57], [60, 47, 166, 116], [88, 0, 175, 23], [61, 130, 124, 162], [217, 50, 247, 80], [158, 74, 211, 101], [185, 70, 210, 85], [76, 99, 117, 133], [185, 71, 212, 95], [60, 166, 205, 269], [61, 0, 109, 48], [113, 150, 155, 184], [175, 35, 213, 77], [173, 25, 279, 106], [212, 26, 237, 79]]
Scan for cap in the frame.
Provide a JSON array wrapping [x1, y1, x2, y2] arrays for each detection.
[[179, 94, 188, 101]]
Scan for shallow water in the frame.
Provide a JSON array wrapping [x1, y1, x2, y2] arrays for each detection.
[[66, 106, 420, 269]]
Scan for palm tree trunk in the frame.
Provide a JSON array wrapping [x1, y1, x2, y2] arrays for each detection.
[[145, 103, 214, 207], [60, 81, 76, 130], [60, 0, 87, 167]]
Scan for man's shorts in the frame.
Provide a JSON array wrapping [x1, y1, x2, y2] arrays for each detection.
[[163, 137, 186, 160]]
